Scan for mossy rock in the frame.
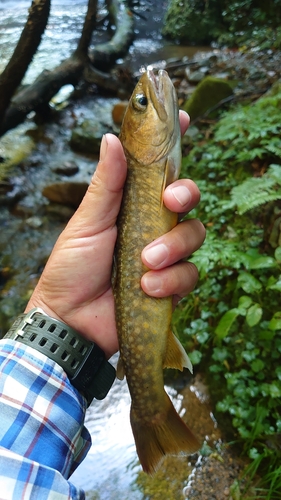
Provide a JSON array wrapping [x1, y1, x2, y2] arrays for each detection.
[[183, 76, 234, 121], [70, 120, 107, 155]]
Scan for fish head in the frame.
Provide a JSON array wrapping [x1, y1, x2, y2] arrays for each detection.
[[119, 69, 181, 176]]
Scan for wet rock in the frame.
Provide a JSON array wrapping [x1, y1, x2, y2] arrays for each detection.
[[186, 69, 209, 84], [70, 119, 107, 155], [11, 203, 35, 218], [45, 203, 75, 221], [26, 216, 44, 229], [112, 101, 128, 125], [0, 181, 13, 194], [51, 160, 79, 176], [0, 185, 26, 206], [42, 181, 88, 208], [183, 76, 234, 121]]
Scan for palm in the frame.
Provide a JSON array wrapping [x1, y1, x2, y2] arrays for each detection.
[[36, 221, 119, 356]]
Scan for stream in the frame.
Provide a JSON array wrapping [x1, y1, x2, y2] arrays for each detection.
[[0, 1, 252, 498]]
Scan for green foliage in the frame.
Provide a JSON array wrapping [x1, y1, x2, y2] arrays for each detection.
[[225, 165, 281, 215], [174, 85, 281, 495], [163, 0, 281, 48], [162, 0, 221, 44]]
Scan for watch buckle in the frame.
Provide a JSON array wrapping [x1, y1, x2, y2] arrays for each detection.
[[13, 307, 46, 339]]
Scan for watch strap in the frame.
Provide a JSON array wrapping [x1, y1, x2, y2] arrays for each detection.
[[4, 308, 116, 405]]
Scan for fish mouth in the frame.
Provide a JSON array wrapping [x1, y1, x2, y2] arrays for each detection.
[[146, 69, 174, 121]]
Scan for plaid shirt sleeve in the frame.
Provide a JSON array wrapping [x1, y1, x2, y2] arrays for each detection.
[[0, 339, 92, 500]]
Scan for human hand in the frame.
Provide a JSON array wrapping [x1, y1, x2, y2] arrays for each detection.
[[25, 111, 205, 358]]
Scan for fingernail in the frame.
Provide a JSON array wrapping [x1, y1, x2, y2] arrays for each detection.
[[99, 134, 108, 161], [143, 243, 168, 267], [171, 185, 191, 207], [142, 273, 162, 293]]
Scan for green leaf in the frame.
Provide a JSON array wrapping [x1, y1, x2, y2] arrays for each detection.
[[189, 350, 202, 365], [215, 308, 240, 339], [275, 366, 281, 381], [267, 276, 281, 291], [196, 331, 209, 344], [269, 382, 281, 398], [268, 312, 281, 331], [251, 359, 265, 372], [238, 272, 262, 293], [275, 247, 281, 261], [246, 304, 263, 327], [212, 347, 229, 362], [246, 254, 276, 270], [249, 448, 262, 460], [238, 295, 253, 309]]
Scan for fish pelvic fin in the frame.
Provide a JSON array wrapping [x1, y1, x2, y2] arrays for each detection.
[[163, 330, 193, 373], [131, 392, 200, 474]]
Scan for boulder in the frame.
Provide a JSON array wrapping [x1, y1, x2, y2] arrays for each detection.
[[42, 182, 88, 208], [183, 76, 234, 121], [51, 159, 79, 176], [70, 120, 107, 155], [112, 101, 128, 125]]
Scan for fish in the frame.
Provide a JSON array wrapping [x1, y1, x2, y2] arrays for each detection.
[[114, 69, 200, 474]]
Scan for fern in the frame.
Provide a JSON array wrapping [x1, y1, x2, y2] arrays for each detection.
[[228, 164, 281, 215]]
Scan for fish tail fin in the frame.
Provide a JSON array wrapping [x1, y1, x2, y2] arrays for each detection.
[[130, 392, 200, 474]]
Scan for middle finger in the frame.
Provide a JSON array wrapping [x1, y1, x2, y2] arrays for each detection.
[[141, 218, 206, 270]]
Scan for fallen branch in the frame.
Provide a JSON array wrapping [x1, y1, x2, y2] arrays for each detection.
[[90, 0, 134, 69], [0, 0, 51, 124], [0, 0, 134, 137]]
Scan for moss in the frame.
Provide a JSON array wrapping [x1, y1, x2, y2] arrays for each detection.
[[135, 455, 192, 499], [183, 76, 234, 121], [0, 124, 35, 180]]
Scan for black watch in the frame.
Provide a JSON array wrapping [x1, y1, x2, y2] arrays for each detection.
[[4, 308, 116, 406]]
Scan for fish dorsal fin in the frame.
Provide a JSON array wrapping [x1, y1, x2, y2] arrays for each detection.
[[163, 330, 193, 373], [116, 354, 126, 380]]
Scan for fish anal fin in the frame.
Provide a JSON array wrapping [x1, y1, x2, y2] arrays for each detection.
[[131, 392, 200, 474], [164, 330, 193, 373], [116, 354, 125, 380]]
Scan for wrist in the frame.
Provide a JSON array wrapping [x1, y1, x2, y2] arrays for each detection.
[[5, 308, 116, 405], [25, 295, 64, 324]]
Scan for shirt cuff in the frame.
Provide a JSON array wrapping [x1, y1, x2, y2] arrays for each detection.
[[0, 339, 91, 478]]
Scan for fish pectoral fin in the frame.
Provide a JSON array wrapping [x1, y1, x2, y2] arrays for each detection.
[[160, 157, 178, 214], [116, 355, 126, 380], [163, 330, 193, 373], [165, 155, 178, 187], [111, 254, 117, 289]]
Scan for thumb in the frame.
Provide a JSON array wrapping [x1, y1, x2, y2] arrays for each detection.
[[71, 134, 127, 235]]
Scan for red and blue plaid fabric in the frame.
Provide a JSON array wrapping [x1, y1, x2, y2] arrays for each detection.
[[0, 339, 92, 499]]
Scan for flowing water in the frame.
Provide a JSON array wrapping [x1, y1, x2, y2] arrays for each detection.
[[0, 2, 218, 498]]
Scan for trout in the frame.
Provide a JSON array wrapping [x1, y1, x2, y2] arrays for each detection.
[[114, 69, 200, 474]]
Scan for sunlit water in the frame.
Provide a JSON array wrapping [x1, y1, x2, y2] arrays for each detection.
[[71, 354, 187, 499]]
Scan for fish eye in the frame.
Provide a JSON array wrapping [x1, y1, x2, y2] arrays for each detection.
[[132, 93, 148, 111]]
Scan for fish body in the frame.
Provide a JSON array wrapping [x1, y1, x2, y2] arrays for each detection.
[[115, 70, 199, 474]]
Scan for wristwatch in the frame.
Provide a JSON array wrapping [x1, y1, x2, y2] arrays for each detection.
[[4, 308, 116, 406]]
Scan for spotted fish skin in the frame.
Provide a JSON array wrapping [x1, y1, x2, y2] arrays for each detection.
[[115, 70, 199, 474]]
